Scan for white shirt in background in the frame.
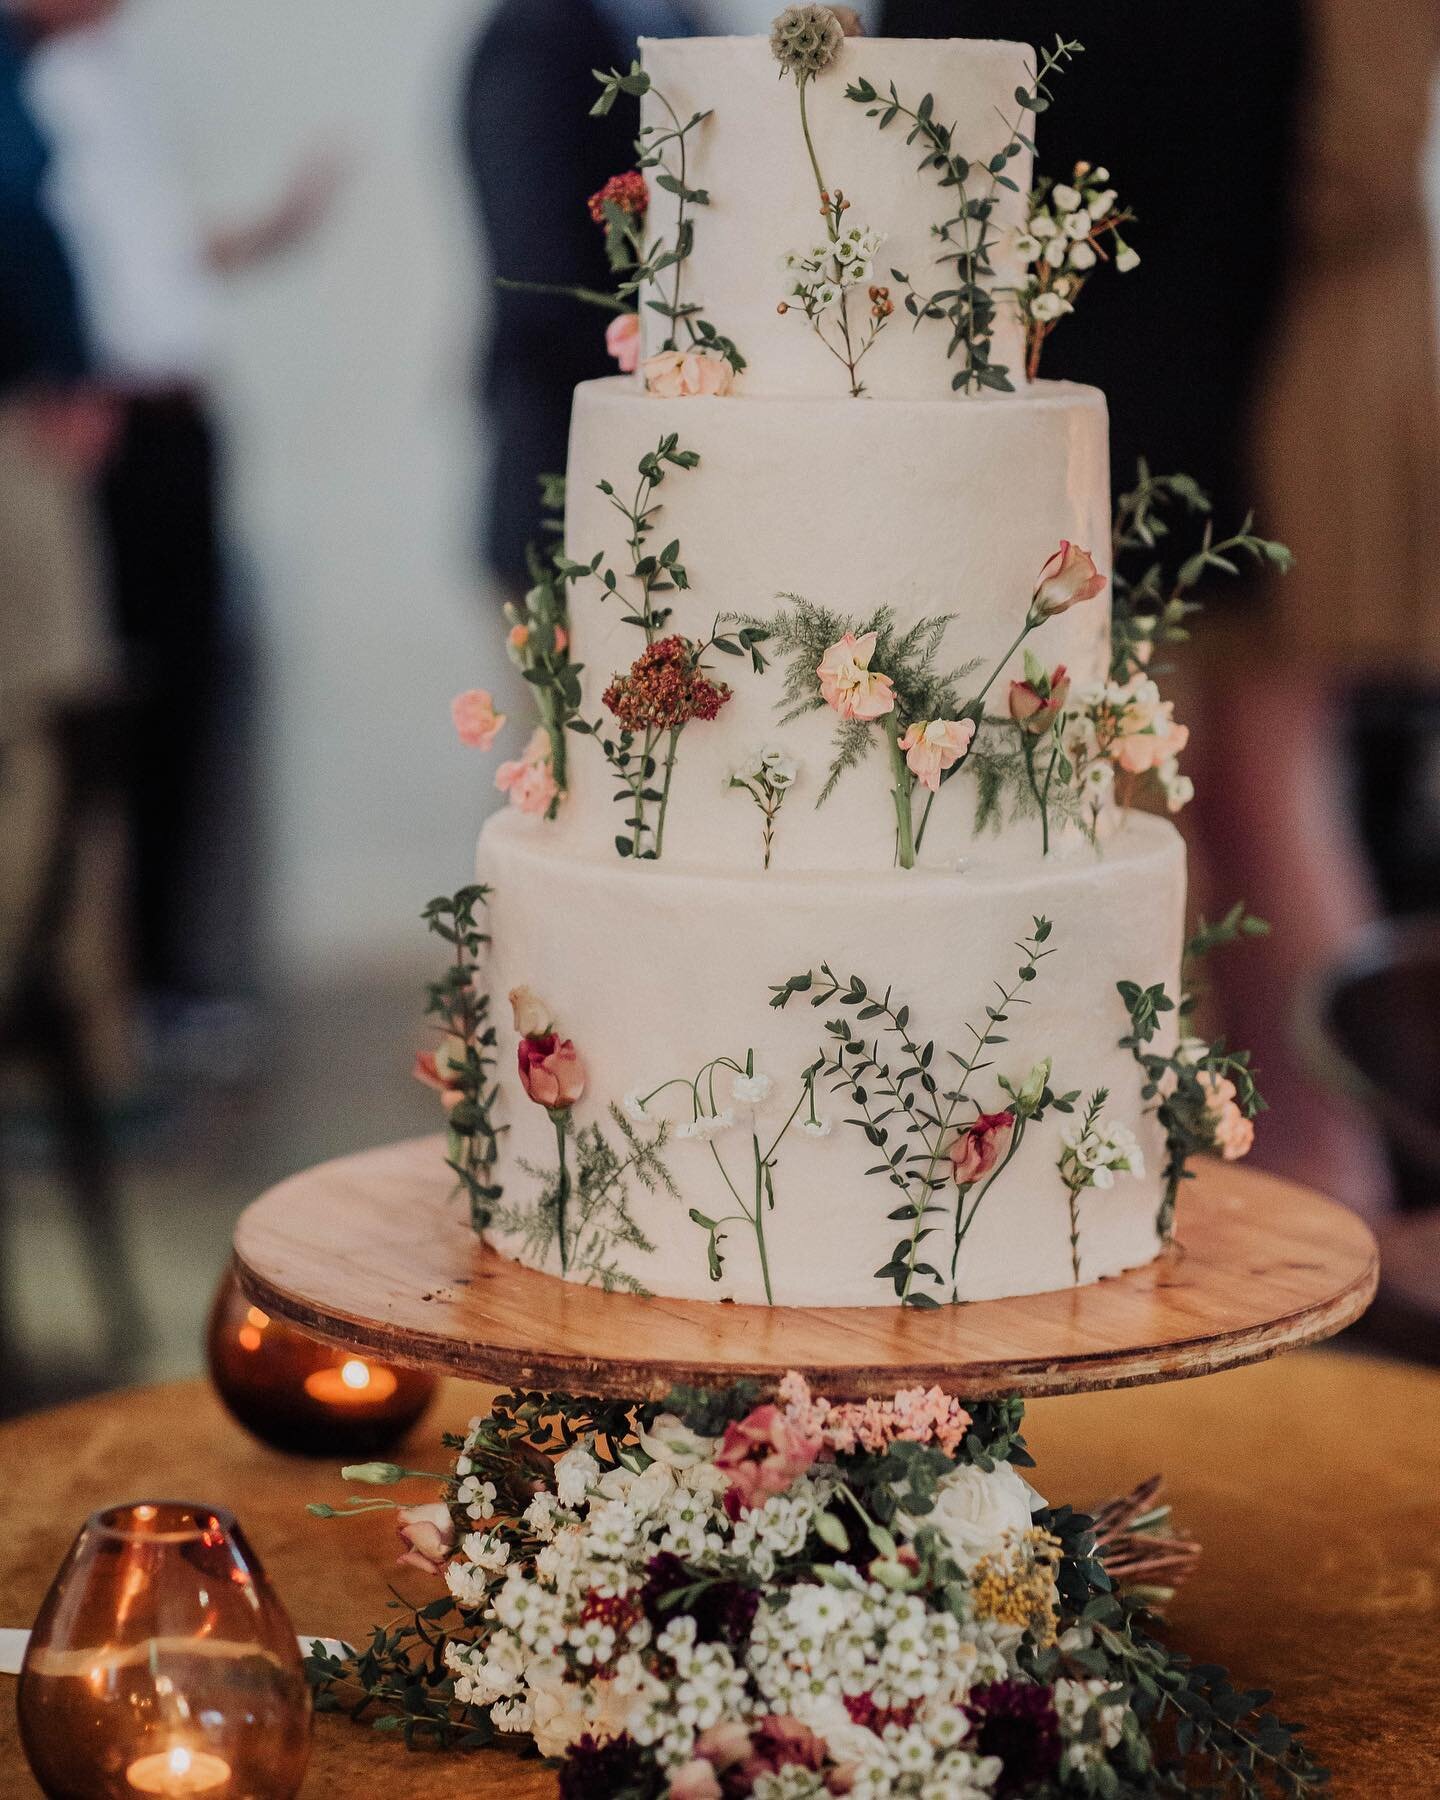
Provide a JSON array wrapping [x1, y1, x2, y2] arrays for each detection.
[[25, 19, 217, 387]]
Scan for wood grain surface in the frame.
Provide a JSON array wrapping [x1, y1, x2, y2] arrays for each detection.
[[232, 1138, 1378, 1398]]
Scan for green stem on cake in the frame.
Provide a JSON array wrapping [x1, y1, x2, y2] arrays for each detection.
[[883, 712, 917, 870], [796, 74, 828, 213], [652, 727, 683, 859], [551, 1112, 571, 1273], [1020, 734, 1055, 856], [972, 615, 1039, 711], [949, 1122, 1026, 1297], [1066, 1182, 1083, 1283]]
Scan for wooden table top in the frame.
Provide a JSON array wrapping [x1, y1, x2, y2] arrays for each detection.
[[234, 1138, 1378, 1398], [3, 1351, 1437, 1796]]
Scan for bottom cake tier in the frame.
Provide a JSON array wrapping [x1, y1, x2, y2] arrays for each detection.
[[475, 811, 1186, 1307]]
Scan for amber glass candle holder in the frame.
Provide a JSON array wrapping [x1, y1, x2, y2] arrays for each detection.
[[18, 1501, 311, 1799], [206, 1262, 435, 1457]]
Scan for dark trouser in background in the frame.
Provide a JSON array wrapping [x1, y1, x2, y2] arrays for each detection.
[[101, 391, 224, 999]]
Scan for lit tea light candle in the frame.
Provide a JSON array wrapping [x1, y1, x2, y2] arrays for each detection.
[[126, 1744, 231, 1794], [301, 1359, 398, 1406]]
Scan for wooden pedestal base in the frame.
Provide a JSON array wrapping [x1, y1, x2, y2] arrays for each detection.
[[233, 1137, 1377, 1400]]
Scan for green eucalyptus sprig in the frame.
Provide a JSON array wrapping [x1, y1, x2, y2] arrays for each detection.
[[564, 434, 701, 645], [419, 888, 502, 1230], [592, 64, 745, 372], [1111, 463, 1294, 682], [1119, 904, 1270, 1239], [845, 37, 1083, 393], [771, 918, 1063, 1306]]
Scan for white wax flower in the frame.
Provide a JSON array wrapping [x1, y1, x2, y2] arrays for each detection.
[[1067, 240, 1097, 271], [1030, 290, 1072, 322], [1089, 188, 1118, 218], [1029, 210, 1058, 238], [1043, 236, 1069, 269], [1116, 242, 1141, 273], [1013, 232, 1042, 262], [1051, 182, 1082, 212], [1063, 209, 1093, 240], [731, 1070, 774, 1105]]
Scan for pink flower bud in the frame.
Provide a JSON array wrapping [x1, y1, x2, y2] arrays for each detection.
[[1032, 541, 1106, 618], [949, 1110, 1016, 1185], [395, 1501, 455, 1575], [517, 1033, 586, 1111], [1008, 664, 1071, 734]]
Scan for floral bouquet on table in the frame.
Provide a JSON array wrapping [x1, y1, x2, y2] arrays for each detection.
[[307, 1377, 1322, 1798]]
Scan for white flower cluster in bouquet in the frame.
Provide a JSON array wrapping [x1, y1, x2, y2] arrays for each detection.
[[429, 1378, 1135, 1793], [1058, 1116, 1145, 1192]]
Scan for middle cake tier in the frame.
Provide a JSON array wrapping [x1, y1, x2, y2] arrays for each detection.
[[560, 376, 1112, 873], [478, 806, 1185, 1308]]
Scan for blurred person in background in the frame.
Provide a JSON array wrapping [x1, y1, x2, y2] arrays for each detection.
[[462, 0, 699, 597], [11, 0, 341, 1072], [886, 0, 1440, 1225]]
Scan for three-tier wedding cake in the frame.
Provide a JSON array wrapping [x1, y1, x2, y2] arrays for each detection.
[[447, 23, 1236, 1311]]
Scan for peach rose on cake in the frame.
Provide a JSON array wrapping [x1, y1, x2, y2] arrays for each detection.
[[642, 346, 735, 397], [899, 716, 975, 791], [816, 630, 895, 721]]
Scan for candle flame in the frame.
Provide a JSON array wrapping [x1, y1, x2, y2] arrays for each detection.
[[339, 1360, 371, 1390], [168, 1749, 192, 1776]]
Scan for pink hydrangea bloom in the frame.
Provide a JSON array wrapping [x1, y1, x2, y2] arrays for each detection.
[[451, 688, 505, 750]]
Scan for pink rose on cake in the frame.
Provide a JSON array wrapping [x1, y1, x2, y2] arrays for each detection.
[[451, 688, 505, 750], [1009, 663, 1070, 734], [898, 717, 975, 791], [642, 346, 735, 397], [949, 1110, 1016, 1185], [495, 728, 560, 816], [816, 630, 895, 721], [1030, 540, 1106, 619], [605, 311, 641, 372], [513, 986, 585, 1114]]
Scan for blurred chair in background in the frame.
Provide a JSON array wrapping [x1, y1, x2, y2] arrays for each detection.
[[891, 0, 1440, 1225], [0, 1, 143, 1391], [18, 0, 342, 1063], [461, 0, 699, 599]]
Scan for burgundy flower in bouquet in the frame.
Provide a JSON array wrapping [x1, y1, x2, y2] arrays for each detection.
[[966, 1679, 1062, 1796]]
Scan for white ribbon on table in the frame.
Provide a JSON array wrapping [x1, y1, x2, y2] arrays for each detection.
[[0, 1627, 352, 1677]]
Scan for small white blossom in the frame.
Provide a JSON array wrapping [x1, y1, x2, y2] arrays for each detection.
[[622, 1090, 649, 1123], [553, 1443, 599, 1507], [1051, 182, 1082, 212], [1043, 235, 1069, 269], [799, 1116, 832, 1138], [731, 1070, 774, 1106], [1115, 240, 1140, 273], [1029, 209, 1058, 239], [1067, 239, 1097, 272], [1030, 291, 1072, 323], [1012, 231, 1042, 262], [676, 1108, 737, 1142]]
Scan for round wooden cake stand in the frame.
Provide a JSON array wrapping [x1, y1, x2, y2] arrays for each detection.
[[232, 1137, 1377, 1401]]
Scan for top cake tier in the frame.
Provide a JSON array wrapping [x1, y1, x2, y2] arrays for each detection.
[[637, 35, 1033, 400]]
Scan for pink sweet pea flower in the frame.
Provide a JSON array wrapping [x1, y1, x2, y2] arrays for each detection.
[[451, 688, 505, 749], [495, 727, 560, 816], [517, 1033, 586, 1111], [949, 1110, 1017, 1185], [606, 311, 641, 372], [715, 1403, 821, 1514], [899, 717, 975, 792], [1199, 1071, 1254, 1161], [1032, 541, 1106, 618], [395, 1501, 455, 1575], [816, 631, 896, 722], [642, 347, 735, 397], [413, 1035, 468, 1111]]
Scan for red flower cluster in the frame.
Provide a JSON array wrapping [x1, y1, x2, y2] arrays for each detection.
[[603, 636, 732, 733], [587, 170, 648, 225], [843, 1692, 921, 1735]]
